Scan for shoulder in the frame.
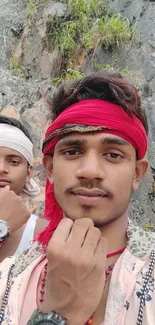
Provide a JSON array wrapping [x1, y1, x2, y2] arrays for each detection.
[[127, 219, 155, 259], [13, 241, 44, 276], [34, 217, 49, 236]]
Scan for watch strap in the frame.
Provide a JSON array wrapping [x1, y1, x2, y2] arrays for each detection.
[[27, 309, 67, 325], [0, 219, 10, 243]]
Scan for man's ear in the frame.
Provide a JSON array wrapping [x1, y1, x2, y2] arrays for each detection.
[[43, 155, 54, 184], [26, 165, 33, 182], [132, 159, 148, 191]]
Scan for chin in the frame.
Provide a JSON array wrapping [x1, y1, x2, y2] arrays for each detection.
[[63, 208, 102, 223], [63, 207, 121, 227]]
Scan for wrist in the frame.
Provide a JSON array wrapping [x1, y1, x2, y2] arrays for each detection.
[[40, 304, 83, 325], [0, 219, 10, 244], [40, 304, 70, 323], [27, 309, 67, 325]]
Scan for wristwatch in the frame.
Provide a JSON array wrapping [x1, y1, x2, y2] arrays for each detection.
[[0, 219, 10, 243], [27, 309, 67, 325]]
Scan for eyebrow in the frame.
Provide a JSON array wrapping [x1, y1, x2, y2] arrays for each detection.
[[56, 139, 87, 148], [101, 137, 130, 146], [57, 136, 130, 148], [7, 154, 22, 159]]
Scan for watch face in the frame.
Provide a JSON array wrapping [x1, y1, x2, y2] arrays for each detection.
[[0, 221, 8, 238]]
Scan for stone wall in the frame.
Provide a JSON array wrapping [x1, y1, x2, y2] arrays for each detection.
[[0, 0, 155, 226]]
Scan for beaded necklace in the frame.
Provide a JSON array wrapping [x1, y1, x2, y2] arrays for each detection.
[[39, 247, 126, 324], [0, 248, 155, 325], [39, 263, 115, 304]]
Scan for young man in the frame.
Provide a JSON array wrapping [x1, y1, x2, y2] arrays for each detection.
[[0, 72, 154, 325], [0, 116, 48, 262]]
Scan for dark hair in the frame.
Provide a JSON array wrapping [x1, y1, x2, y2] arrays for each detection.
[[0, 115, 32, 142], [50, 71, 148, 134]]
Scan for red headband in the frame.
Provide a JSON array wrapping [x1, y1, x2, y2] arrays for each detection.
[[37, 99, 147, 246], [43, 99, 147, 159]]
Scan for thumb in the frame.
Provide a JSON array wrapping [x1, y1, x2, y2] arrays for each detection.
[[0, 185, 10, 194]]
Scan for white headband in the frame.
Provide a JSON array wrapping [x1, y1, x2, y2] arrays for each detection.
[[0, 124, 33, 165], [0, 124, 40, 198]]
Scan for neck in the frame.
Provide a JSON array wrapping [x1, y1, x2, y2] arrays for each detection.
[[99, 214, 128, 254]]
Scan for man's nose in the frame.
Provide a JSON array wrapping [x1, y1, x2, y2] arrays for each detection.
[[75, 152, 105, 181], [0, 160, 8, 174]]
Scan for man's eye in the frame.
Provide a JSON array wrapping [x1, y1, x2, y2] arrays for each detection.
[[9, 160, 20, 165], [64, 150, 81, 156], [104, 152, 123, 159]]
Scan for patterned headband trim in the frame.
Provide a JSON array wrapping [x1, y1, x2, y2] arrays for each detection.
[[42, 124, 109, 152]]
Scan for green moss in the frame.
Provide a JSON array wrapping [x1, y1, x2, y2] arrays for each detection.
[[26, 0, 37, 16], [94, 57, 129, 76], [9, 57, 25, 77], [97, 14, 132, 48], [26, 0, 138, 83], [52, 62, 85, 86], [46, 0, 137, 53], [26, 0, 49, 25], [45, 0, 137, 84]]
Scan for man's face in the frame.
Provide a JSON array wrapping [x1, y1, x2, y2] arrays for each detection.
[[44, 132, 148, 226], [0, 147, 32, 195]]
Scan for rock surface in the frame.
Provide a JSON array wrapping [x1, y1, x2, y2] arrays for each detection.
[[0, 0, 155, 225]]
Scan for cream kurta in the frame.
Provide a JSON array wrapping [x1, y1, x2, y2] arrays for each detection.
[[0, 220, 155, 325]]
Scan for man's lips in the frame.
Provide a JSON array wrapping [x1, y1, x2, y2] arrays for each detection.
[[71, 188, 107, 197], [71, 188, 108, 206], [0, 179, 11, 187]]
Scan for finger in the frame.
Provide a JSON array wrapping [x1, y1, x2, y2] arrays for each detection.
[[5, 185, 10, 191], [95, 237, 108, 269], [82, 226, 101, 255], [0, 185, 10, 194], [50, 218, 74, 244], [66, 218, 94, 249]]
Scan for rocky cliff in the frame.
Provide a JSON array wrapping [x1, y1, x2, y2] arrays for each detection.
[[0, 0, 155, 228]]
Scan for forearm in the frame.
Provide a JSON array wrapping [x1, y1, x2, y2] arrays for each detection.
[[39, 299, 85, 325]]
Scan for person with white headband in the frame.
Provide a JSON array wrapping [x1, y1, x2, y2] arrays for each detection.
[[0, 116, 48, 262]]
